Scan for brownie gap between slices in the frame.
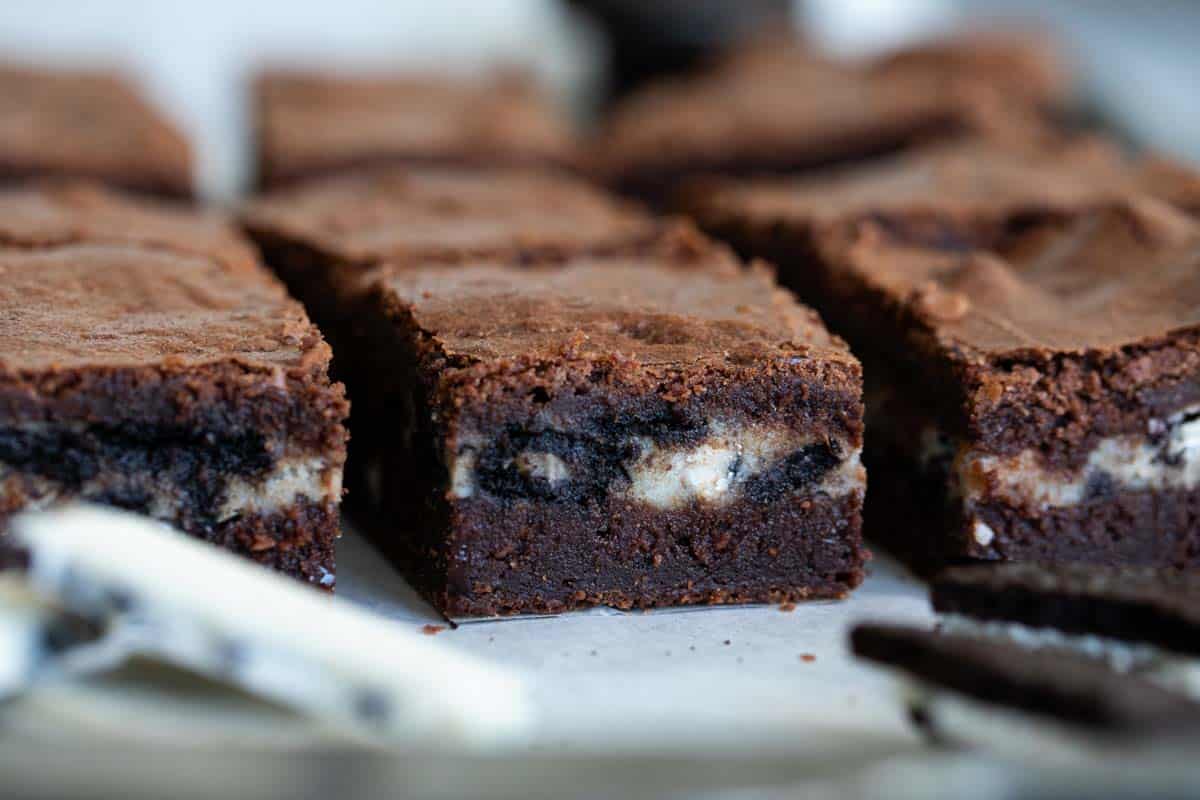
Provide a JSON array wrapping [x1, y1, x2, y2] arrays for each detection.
[[0, 182, 347, 587], [681, 140, 1200, 574], [343, 247, 866, 616]]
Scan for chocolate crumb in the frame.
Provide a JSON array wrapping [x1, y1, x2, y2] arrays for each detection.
[[723, 639, 731, 646], [800, 653, 816, 663], [421, 624, 446, 636]]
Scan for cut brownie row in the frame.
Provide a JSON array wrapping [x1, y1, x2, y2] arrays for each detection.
[[0, 183, 347, 586], [682, 141, 1200, 573], [0, 63, 193, 199], [242, 167, 867, 614], [592, 32, 1067, 205]]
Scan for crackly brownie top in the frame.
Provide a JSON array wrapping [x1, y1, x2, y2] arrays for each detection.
[[594, 43, 1045, 181], [0, 184, 326, 373], [0, 63, 192, 196], [821, 196, 1200, 358], [256, 70, 574, 182], [242, 165, 663, 268], [684, 140, 1200, 230], [373, 245, 850, 368]]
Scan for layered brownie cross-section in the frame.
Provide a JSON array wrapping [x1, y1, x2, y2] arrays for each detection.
[[0, 63, 193, 199], [350, 248, 866, 615], [0, 183, 347, 586], [682, 142, 1200, 572], [254, 71, 575, 189]]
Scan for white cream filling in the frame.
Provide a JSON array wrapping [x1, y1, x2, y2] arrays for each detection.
[[917, 405, 1200, 514], [446, 422, 865, 509], [1, 456, 339, 525], [215, 457, 342, 521], [513, 451, 571, 486]]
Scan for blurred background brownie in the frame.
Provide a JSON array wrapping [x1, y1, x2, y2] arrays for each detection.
[[590, 32, 1067, 206], [0, 63, 193, 200], [253, 70, 577, 189]]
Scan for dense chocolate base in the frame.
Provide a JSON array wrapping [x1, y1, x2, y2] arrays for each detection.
[[368, 479, 863, 616], [1, 499, 338, 588]]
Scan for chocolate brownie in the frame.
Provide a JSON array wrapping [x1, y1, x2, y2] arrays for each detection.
[[852, 623, 1200, 739], [591, 40, 1053, 205], [869, 28, 1071, 111], [933, 563, 1200, 658], [331, 243, 865, 616], [0, 63, 192, 200], [241, 165, 668, 329], [254, 70, 575, 189], [682, 141, 1200, 573], [0, 182, 347, 587]]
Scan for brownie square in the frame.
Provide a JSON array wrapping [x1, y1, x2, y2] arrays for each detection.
[[591, 38, 1055, 205], [0, 183, 347, 586], [682, 142, 1200, 572], [254, 71, 576, 189], [241, 165, 669, 328], [348, 246, 866, 615], [0, 63, 193, 199]]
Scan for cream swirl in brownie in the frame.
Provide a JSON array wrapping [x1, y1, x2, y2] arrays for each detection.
[[355, 243, 866, 615], [0, 183, 347, 585]]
